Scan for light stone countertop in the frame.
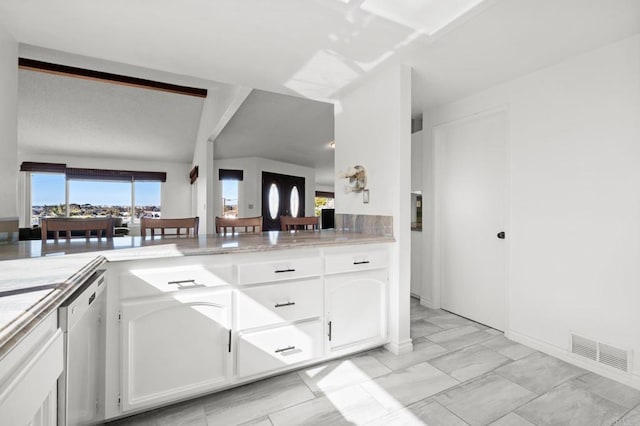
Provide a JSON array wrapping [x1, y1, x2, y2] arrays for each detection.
[[0, 231, 393, 358]]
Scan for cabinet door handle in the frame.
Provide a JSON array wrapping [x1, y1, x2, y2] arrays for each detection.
[[274, 301, 296, 308], [275, 268, 296, 274], [353, 260, 370, 265], [328, 321, 332, 341], [275, 346, 296, 354], [228, 329, 232, 353]]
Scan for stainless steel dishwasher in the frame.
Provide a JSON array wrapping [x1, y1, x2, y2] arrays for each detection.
[[58, 270, 106, 426]]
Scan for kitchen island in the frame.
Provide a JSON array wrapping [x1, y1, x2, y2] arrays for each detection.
[[0, 230, 394, 424], [0, 231, 393, 353]]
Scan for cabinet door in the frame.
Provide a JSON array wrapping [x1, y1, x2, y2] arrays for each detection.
[[326, 270, 387, 353], [0, 328, 62, 426], [120, 291, 231, 411]]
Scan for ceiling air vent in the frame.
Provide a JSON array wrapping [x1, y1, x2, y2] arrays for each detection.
[[571, 334, 630, 372]]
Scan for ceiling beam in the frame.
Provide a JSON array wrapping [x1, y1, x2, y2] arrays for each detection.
[[18, 58, 208, 98]]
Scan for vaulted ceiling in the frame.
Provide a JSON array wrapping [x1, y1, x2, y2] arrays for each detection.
[[18, 69, 205, 163], [2, 0, 638, 110], [4, 0, 640, 187], [214, 90, 335, 187]]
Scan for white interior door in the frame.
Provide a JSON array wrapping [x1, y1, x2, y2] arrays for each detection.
[[437, 110, 507, 330]]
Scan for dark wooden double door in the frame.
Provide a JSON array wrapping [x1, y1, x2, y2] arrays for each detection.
[[262, 172, 305, 231]]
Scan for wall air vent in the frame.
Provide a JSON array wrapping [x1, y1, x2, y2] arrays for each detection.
[[571, 334, 597, 361], [571, 334, 630, 372], [599, 343, 629, 372]]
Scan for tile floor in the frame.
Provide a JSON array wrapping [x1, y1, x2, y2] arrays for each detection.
[[109, 298, 640, 426]]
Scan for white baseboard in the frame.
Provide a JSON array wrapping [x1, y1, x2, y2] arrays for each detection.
[[384, 338, 413, 355], [507, 329, 640, 391], [420, 297, 435, 309]]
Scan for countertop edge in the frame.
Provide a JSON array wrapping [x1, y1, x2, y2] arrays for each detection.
[[102, 235, 395, 261], [0, 256, 106, 361]]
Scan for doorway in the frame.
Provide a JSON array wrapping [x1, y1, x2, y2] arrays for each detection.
[[261, 172, 305, 231], [434, 109, 508, 331]]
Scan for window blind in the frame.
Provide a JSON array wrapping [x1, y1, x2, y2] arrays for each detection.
[[20, 162, 167, 182], [219, 169, 244, 181]]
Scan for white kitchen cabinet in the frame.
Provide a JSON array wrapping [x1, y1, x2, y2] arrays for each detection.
[[103, 243, 392, 420], [236, 278, 323, 330], [120, 290, 232, 411], [120, 263, 233, 299], [326, 269, 388, 354], [236, 320, 324, 378], [325, 248, 389, 275], [236, 255, 322, 285], [0, 313, 62, 426]]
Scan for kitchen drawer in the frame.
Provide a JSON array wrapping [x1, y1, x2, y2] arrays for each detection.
[[236, 320, 323, 378], [325, 248, 389, 275], [236, 256, 322, 285], [120, 264, 233, 299], [237, 279, 322, 330]]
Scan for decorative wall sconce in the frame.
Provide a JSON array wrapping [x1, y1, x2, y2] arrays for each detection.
[[339, 165, 368, 203]]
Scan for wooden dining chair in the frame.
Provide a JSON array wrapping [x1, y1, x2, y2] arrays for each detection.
[[141, 217, 199, 238], [215, 216, 262, 235], [280, 216, 320, 231], [41, 217, 114, 241]]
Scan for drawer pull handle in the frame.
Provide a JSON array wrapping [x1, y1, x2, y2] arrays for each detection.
[[168, 279, 196, 284], [167, 279, 202, 289], [275, 268, 296, 274], [353, 260, 370, 265], [275, 346, 296, 354], [275, 301, 296, 308]]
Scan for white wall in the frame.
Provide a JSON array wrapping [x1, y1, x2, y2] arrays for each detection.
[[18, 153, 192, 232], [421, 131, 435, 305], [411, 131, 423, 193], [410, 131, 423, 297], [192, 85, 251, 234], [213, 157, 315, 220], [315, 184, 334, 194], [424, 35, 640, 384], [335, 64, 412, 354], [0, 26, 18, 219]]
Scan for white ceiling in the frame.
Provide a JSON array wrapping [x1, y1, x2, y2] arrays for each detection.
[[3, 0, 637, 110], [214, 90, 335, 187], [18, 69, 205, 162], [4, 0, 640, 184], [410, 0, 640, 112]]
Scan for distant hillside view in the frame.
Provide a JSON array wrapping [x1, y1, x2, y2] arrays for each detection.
[[30, 173, 162, 227], [32, 203, 161, 226]]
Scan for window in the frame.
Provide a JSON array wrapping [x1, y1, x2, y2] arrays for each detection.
[[222, 180, 239, 218], [135, 181, 162, 222], [268, 183, 279, 219], [219, 168, 243, 218], [31, 173, 66, 226], [68, 180, 132, 222], [290, 186, 300, 217], [314, 191, 335, 217], [24, 163, 164, 227]]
